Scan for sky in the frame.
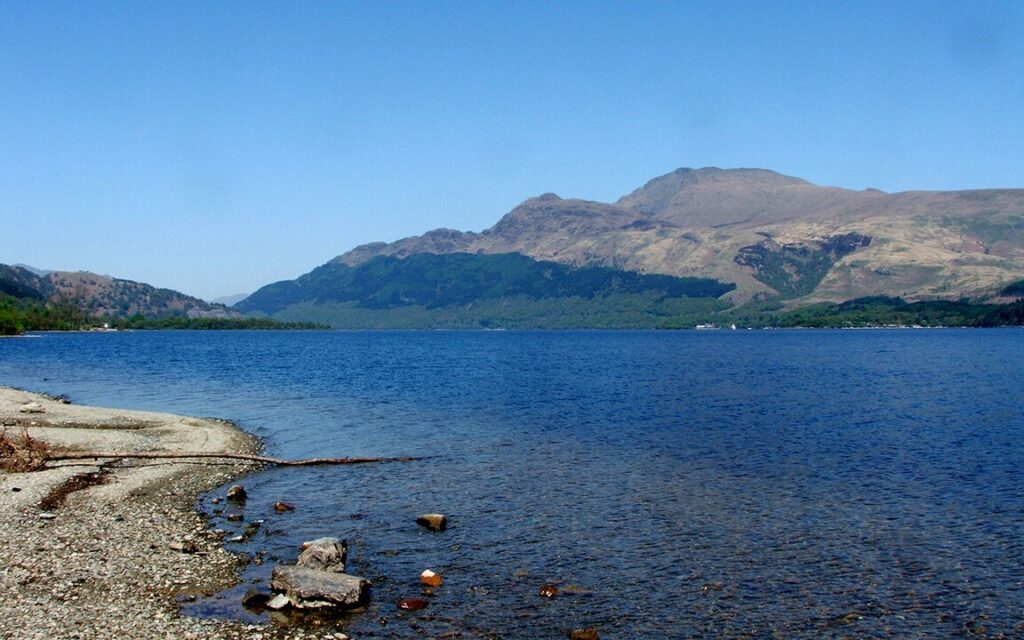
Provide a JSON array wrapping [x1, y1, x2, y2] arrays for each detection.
[[1, 1, 1023, 300]]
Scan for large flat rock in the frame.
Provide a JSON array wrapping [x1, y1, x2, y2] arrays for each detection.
[[270, 565, 369, 609]]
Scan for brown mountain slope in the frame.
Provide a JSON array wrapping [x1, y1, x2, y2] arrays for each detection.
[[0, 264, 239, 319], [334, 168, 1024, 303]]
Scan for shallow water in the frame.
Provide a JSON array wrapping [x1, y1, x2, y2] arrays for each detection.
[[2, 329, 1023, 638]]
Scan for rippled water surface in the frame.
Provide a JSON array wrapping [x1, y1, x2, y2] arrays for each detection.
[[2, 329, 1023, 638]]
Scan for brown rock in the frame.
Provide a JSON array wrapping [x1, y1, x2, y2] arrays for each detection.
[[168, 540, 199, 554], [397, 598, 429, 611], [569, 628, 599, 640], [419, 569, 443, 587], [416, 513, 447, 531], [226, 485, 247, 502], [539, 584, 559, 598], [274, 501, 295, 512]]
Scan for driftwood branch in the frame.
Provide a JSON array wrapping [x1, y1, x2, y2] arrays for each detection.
[[45, 450, 418, 466]]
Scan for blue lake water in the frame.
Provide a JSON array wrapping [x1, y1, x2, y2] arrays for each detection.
[[2, 329, 1023, 638]]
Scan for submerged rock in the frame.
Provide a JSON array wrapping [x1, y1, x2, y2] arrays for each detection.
[[397, 597, 429, 611], [538, 584, 559, 598], [297, 537, 348, 572], [569, 628, 600, 640], [270, 565, 369, 609], [416, 513, 447, 531]]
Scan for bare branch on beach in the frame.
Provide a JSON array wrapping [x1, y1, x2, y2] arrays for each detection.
[[46, 451, 418, 466], [1, 430, 416, 471]]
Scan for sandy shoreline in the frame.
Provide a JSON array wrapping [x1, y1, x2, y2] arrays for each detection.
[[0, 387, 300, 640]]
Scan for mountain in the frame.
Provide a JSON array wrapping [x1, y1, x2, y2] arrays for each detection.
[[333, 167, 1024, 304], [237, 252, 735, 329], [0, 264, 240, 319], [210, 293, 250, 307]]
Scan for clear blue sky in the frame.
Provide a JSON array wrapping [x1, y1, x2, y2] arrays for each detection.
[[2, 1, 1022, 300]]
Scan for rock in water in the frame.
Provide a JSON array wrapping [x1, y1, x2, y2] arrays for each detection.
[[569, 628, 600, 640], [419, 569, 443, 587], [298, 537, 348, 572], [274, 501, 296, 512], [397, 598, 429, 611], [539, 584, 559, 598], [416, 513, 447, 531], [226, 485, 247, 502], [270, 566, 369, 609]]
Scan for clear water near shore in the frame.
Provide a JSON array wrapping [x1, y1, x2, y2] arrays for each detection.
[[2, 329, 1023, 638]]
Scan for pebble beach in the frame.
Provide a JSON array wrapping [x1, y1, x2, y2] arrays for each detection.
[[0, 387, 337, 640]]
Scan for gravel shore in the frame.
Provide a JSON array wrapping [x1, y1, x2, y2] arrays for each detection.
[[0, 387, 334, 640]]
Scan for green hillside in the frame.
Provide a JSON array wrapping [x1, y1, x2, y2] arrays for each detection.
[[238, 252, 737, 328]]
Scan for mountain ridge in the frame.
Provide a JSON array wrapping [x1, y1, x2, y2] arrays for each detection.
[[331, 167, 1024, 303], [0, 264, 240, 319]]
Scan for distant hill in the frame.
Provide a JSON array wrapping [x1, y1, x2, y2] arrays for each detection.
[[210, 293, 249, 307], [333, 167, 1024, 304], [0, 263, 239, 319], [237, 252, 735, 329]]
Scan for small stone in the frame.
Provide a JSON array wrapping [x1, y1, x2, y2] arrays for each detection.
[[169, 541, 199, 553], [38, 512, 57, 520], [416, 513, 447, 531], [226, 514, 243, 522], [211, 497, 222, 505], [11, 487, 21, 492], [539, 584, 559, 598], [266, 593, 291, 610], [419, 569, 443, 587], [226, 485, 247, 502], [19, 402, 45, 414], [569, 628, 599, 640], [226, 535, 244, 543], [274, 501, 295, 512], [397, 597, 429, 611]]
